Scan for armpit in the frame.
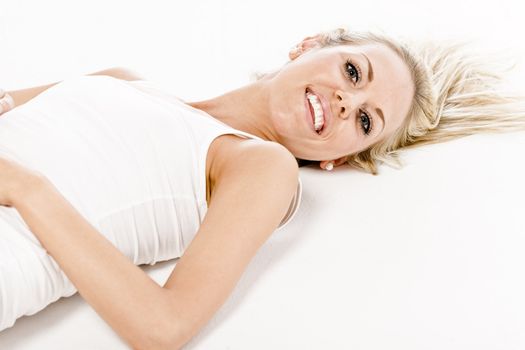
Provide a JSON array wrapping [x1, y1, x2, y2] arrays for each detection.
[[277, 177, 303, 230]]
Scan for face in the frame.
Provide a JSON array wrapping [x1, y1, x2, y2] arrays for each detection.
[[265, 41, 415, 162]]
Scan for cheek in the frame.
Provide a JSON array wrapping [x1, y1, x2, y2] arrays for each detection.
[[336, 131, 371, 157], [336, 126, 358, 151], [272, 93, 309, 136], [267, 91, 294, 127]]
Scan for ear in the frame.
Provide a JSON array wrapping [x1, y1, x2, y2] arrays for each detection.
[[288, 34, 322, 60], [319, 156, 348, 170]]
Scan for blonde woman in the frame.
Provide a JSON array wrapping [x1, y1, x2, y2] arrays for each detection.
[[0, 27, 523, 349]]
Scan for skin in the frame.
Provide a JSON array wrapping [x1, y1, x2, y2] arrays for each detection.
[[0, 88, 15, 115], [188, 35, 415, 170], [0, 42, 416, 348]]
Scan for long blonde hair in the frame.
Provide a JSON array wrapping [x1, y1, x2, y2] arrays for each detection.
[[259, 27, 525, 174]]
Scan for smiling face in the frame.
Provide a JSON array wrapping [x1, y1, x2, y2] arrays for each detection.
[[265, 41, 415, 162]]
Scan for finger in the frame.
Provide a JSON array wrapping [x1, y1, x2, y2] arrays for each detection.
[[0, 94, 14, 114], [5, 94, 14, 109]]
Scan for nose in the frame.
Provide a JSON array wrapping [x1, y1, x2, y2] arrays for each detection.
[[335, 89, 363, 120]]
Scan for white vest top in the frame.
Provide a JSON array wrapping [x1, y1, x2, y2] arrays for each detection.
[[0, 75, 302, 331], [0, 75, 302, 266]]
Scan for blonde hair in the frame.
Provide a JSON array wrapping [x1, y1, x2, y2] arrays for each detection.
[[257, 27, 525, 175]]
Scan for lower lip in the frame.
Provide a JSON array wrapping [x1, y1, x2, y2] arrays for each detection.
[[304, 92, 317, 134]]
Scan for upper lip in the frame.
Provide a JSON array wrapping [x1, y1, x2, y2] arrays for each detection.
[[307, 88, 330, 134]]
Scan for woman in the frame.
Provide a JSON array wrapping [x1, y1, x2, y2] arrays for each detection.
[[0, 27, 523, 349]]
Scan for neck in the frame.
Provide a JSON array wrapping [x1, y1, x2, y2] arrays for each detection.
[[186, 78, 280, 143]]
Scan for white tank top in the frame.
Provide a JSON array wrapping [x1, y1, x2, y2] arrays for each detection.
[[0, 75, 302, 266]]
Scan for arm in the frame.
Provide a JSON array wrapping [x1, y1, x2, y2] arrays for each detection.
[[162, 141, 299, 348], [7, 171, 179, 349], [6, 67, 144, 109], [2, 141, 299, 349]]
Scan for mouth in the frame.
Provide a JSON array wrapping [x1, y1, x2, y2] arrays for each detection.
[[305, 88, 326, 136]]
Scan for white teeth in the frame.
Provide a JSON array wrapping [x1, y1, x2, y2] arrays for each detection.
[[306, 91, 325, 132]]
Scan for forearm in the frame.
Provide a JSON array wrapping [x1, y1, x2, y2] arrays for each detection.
[[12, 178, 179, 349], [7, 83, 58, 108], [7, 67, 144, 108]]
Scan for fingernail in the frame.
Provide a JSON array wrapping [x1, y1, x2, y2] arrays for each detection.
[[325, 162, 334, 171], [5, 94, 14, 109]]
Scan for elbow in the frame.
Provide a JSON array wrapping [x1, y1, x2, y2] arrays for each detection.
[[89, 67, 145, 82], [109, 67, 145, 81], [133, 334, 186, 350], [133, 338, 179, 350], [157, 331, 188, 350], [133, 318, 189, 350], [132, 335, 178, 350]]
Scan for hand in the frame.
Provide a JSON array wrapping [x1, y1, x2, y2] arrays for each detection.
[[0, 155, 45, 207], [0, 89, 15, 116]]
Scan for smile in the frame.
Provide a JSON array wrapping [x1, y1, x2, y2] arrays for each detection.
[[305, 88, 325, 135]]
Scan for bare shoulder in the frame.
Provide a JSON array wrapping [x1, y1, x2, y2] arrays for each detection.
[[207, 134, 298, 203], [89, 66, 145, 81]]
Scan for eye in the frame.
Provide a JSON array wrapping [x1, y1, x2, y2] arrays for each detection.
[[344, 59, 362, 85], [344, 59, 372, 135], [359, 110, 373, 135]]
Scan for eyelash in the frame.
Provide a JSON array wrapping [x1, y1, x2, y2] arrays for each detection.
[[344, 59, 373, 136]]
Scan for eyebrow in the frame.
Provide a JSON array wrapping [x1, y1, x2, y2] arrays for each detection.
[[375, 108, 385, 133], [362, 53, 385, 133], [362, 53, 374, 82]]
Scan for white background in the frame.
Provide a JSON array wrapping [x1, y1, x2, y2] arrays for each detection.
[[2, 0, 525, 97], [1, 1, 525, 349]]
